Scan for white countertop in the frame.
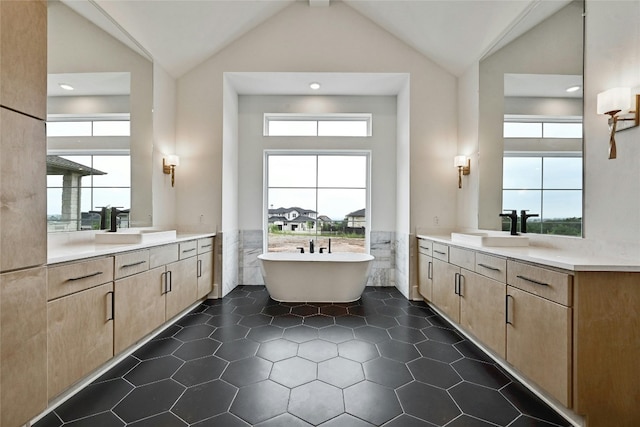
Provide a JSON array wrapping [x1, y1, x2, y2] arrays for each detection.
[[417, 233, 640, 272], [48, 232, 216, 265]]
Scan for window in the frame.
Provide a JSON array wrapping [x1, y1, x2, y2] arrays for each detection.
[[502, 156, 582, 236], [265, 153, 369, 253], [47, 119, 130, 137], [47, 155, 131, 232], [503, 120, 582, 139], [264, 114, 372, 137]]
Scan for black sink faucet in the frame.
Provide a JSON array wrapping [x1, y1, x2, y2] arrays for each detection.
[[109, 207, 130, 232], [499, 209, 519, 235], [520, 210, 539, 234], [89, 206, 108, 230]]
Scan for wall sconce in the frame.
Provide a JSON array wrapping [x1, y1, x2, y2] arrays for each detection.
[[454, 155, 470, 189], [596, 87, 639, 159], [163, 155, 179, 187]]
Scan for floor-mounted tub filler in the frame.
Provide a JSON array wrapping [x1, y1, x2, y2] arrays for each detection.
[[258, 252, 374, 303]]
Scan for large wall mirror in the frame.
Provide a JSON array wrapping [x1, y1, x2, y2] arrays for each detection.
[[478, 0, 584, 236], [47, 0, 153, 232]]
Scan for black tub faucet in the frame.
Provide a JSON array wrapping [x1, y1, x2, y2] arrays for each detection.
[[499, 209, 519, 235], [309, 240, 315, 254], [520, 210, 539, 234]]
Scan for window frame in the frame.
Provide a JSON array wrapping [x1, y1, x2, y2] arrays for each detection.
[[263, 149, 371, 253], [263, 113, 373, 137]]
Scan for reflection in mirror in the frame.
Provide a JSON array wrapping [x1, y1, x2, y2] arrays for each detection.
[[478, 0, 584, 236], [47, 1, 153, 232], [502, 73, 583, 236]]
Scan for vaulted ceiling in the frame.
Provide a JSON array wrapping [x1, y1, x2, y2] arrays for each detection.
[[66, 0, 571, 79]]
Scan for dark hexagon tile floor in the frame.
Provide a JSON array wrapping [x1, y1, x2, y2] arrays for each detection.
[[34, 286, 574, 427]]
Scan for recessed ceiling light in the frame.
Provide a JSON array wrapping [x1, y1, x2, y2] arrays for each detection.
[[309, 82, 321, 90], [59, 83, 74, 91], [566, 85, 581, 93]]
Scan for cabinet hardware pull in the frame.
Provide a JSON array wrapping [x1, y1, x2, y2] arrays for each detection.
[[67, 271, 103, 281], [201, 244, 212, 248], [106, 291, 114, 321], [434, 250, 446, 255], [122, 260, 146, 268], [428, 261, 432, 280], [478, 263, 500, 272], [197, 259, 202, 278], [505, 294, 514, 325], [454, 273, 460, 295], [458, 273, 464, 297], [168, 270, 172, 292], [182, 248, 196, 253], [516, 275, 549, 287], [161, 272, 167, 294]]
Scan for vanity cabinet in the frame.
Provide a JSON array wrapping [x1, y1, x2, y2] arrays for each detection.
[[47, 257, 115, 400], [506, 260, 572, 408], [417, 239, 433, 301], [114, 266, 166, 354], [431, 245, 475, 324], [0, 266, 47, 427], [197, 238, 214, 299]]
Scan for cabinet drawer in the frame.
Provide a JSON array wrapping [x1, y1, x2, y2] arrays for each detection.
[[450, 246, 475, 270], [114, 250, 150, 279], [150, 244, 178, 269], [417, 239, 433, 256], [475, 253, 507, 283], [48, 257, 114, 300], [507, 260, 572, 306], [432, 243, 449, 261], [179, 240, 198, 259], [198, 237, 214, 254]]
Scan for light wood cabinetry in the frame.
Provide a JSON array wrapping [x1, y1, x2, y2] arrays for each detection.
[[197, 238, 214, 299], [0, 0, 47, 120], [166, 257, 198, 320], [460, 270, 506, 358], [432, 259, 461, 323], [0, 266, 47, 427], [47, 282, 114, 400], [0, 108, 47, 273], [417, 239, 433, 301], [114, 267, 166, 354], [115, 250, 150, 279], [506, 285, 571, 407]]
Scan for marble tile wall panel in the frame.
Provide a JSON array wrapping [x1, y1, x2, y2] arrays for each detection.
[[369, 231, 395, 288], [222, 231, 239, 297], [240, 230, 264, 286], [394, 233, 410, 299]]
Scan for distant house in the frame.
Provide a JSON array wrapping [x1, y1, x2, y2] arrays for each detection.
[[268, 207, 317, 232], [345, 208, 366, 228]]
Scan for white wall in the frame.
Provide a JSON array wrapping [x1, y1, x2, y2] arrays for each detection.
[[458, 0, 640, 257], [176, 0, 457, 233], [176, 1, 458, 295], [152, 63, 178, 228], [582, 0, 640, 247], [237, 95, 397, 232]]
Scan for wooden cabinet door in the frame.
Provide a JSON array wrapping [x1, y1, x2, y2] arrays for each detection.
[[166, 257, 198, 320], [418, 252, 433, 301], [460, 270, 506, 358], [432, 259, 460, 323], [0, 267, 47, 427], [197, 253, 214, 299], [47, 283, 114, 399], [506, 286, 572, 407], [114, 267, 166, 354]]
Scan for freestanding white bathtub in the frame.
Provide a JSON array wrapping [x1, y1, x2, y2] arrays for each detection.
[[258, 252, 374, 303]]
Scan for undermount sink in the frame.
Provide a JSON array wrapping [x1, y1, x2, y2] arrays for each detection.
[[451, 232, 529, 247], [94, 229, 177, 245]]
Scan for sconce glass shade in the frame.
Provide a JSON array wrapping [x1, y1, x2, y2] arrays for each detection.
[[166, 154, 180, 167], [597, 87, 631, 115], [454, 155, 467, 168]]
